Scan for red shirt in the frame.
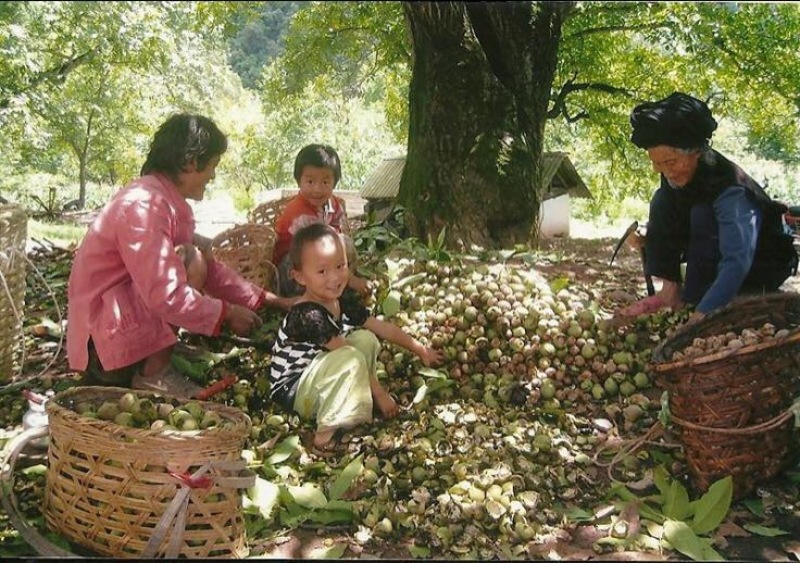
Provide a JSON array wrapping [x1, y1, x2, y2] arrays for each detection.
[[272, 193, 346, 265]]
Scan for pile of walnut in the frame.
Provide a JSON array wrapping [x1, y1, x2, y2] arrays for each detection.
[[671, 322, 791, 361]]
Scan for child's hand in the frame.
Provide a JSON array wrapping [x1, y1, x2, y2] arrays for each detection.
[[349, 275, 371, 298], [419, 346, 444, 367]]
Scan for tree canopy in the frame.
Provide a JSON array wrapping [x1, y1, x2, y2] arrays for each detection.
[[265, 1, 800, 239], [2, 1, 799, 232]]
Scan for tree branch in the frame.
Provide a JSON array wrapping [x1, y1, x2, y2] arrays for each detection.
[[0, 49, 97, 109], [547, 75, 632, 120], [565, 22, 670, 40]]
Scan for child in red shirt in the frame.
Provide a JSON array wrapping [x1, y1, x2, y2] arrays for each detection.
[[273, 144, 369, 297]]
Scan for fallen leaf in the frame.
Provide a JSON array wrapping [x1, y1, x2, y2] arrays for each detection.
[[743, 523, 789, 537]]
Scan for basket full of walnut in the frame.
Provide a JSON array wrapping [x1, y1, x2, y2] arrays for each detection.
[[40, 386, 254, 558], [652, 292, 800, 499]]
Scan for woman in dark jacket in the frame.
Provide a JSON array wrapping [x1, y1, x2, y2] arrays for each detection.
[[619, 92, 797, 323]]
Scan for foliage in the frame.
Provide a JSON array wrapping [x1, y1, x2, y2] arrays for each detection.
[[247, 69, 404, 195], [266, 1, 800, 223], [262, 1, 410, 144], [0, 1, 254, 208], [608, 468, 734, 560], [227, 1, 305, 89]]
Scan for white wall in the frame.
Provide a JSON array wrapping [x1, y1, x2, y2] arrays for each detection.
[[539, 194, 570, 238]]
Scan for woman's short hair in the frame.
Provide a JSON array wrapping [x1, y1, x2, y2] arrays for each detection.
[[140, 114, 227, 180], [293, 144, 341, 186]]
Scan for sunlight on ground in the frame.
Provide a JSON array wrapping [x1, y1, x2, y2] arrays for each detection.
[[568, 217, 639, 240], [27, 219, 87, 249]]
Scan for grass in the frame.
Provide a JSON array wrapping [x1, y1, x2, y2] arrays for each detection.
[[28, 219, 87, 248]]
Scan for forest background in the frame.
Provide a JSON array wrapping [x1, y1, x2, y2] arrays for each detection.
[[2, 1, 800, 244]]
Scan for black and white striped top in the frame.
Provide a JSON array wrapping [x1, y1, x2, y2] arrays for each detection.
[[269, 289, 369, 408]]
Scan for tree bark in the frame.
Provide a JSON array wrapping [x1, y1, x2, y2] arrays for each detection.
[[399, 1, 573, 249]]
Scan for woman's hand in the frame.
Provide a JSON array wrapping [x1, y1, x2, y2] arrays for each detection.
[[224, 303, 263, 336], [418, 346, 444, 367]]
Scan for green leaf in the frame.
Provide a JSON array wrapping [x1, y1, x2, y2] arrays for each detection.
[[689, 476, 733, 535], [659, 390, 672, 427], [409, 544, 431, 558], [382, 290, 403, 317], [742, 523, 789, 537], [308, 542, 348, 559], [653, 465, 671, 498], [741, 498, 764, 517], [412, 383, 429, 404], [498, 249, 518, 260], [418, 367, 447, 379], [427, 379, 455, 393], [392, 272, 426, 290], [306, 507, 355, 525], [279, 503, 311, 527], [564, 506, 595, 522], [170, 354, 209, 379], [436, 226, 447, 250], [328, 454, 363, 501], [636, 500, 667, 524], [663, 519, 725, 561], [285, 483, 328, 509], [663, 479, 691, 521], [549, 276, 570, 293], [243, 476, 281, 520], [608, 483, 637, 502], [266, 435, 300, 465], [20, 463, 48, 476]]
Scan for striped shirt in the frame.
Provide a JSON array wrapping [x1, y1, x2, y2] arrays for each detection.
[[268, 290, 368, 408]]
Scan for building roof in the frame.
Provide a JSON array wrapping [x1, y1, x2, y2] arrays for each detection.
[[360, 152, 591, 200]]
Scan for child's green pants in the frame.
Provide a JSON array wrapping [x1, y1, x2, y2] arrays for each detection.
[[292, 329, 380, 432]]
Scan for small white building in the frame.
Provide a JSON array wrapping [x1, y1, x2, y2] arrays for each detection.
[[359, 152, 591, 238]]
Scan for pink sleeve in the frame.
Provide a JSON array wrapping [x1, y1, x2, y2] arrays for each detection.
[[204, 259, 267, 310], [116, 198, 224, 336]]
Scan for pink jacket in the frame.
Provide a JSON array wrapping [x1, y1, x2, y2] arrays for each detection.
[[67, 173, 265, 371]]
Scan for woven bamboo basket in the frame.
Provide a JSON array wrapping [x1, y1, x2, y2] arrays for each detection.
[[211, 223, 279, 293], [43, 386, 254, 558], [248, 195, 353, 236], [248, 196, 293, 229], [652, 292, 800, 499], [0, 204, 27, 382]]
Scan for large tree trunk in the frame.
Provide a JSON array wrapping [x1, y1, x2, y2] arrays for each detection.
[[399, 1, 573, 249]]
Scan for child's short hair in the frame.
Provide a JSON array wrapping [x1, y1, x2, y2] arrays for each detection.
[[293, 144, 341, 186], [288, 222, 342, 270]]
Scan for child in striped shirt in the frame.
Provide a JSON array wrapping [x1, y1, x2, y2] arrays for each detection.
[[267, 223, 443, 456]]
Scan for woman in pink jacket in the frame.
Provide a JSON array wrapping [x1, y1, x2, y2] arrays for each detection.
[[67, 114, 292, 398]]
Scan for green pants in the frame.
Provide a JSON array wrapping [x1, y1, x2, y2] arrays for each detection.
[[293, 329, 380, 433]]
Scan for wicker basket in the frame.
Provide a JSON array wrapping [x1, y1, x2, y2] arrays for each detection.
[[0, 204, 27, 382], [248, 195, 353, 235], [43, 386, 254, 558], [211, 223, 279, 293], [248, 197, 293, 229], [652, 293, 800, 499]]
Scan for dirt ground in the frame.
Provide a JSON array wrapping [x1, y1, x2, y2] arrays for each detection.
[[4, 226, 800, 561]]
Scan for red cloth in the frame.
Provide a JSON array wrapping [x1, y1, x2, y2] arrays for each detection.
[[272, 193, 346, 265], [67, 173, 265, 371]]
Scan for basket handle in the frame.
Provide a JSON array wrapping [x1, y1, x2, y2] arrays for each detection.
[[142, 459, 256, 559], [0, 426, 77, 557]]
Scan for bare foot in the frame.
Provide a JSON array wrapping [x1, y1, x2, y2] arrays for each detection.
[[373, 387, 399, 419], [312, 428, 336, 448]]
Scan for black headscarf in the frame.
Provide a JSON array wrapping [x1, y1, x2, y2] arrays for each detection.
[[630, 92, 718, 150]]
